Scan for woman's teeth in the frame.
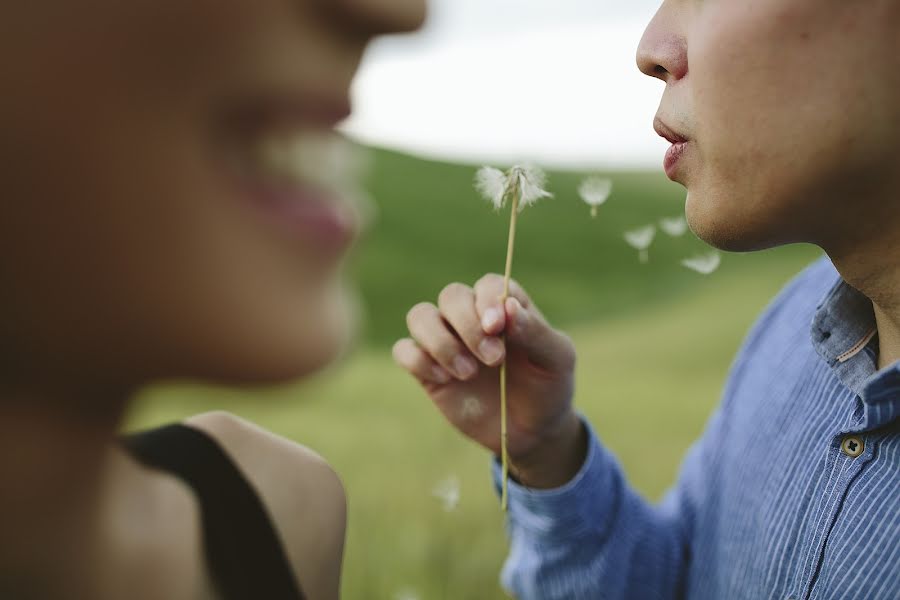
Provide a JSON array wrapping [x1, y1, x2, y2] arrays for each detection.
[[251, 132, 361, 191], [232, 130, 376, 233]]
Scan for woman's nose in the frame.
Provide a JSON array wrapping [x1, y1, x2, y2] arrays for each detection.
[[323, 0, 427, 36], [636, 2, 688, 83]]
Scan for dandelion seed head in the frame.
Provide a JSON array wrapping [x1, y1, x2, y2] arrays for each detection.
[[475, 164, 551, 212], [432, 475, 461, 512], [578, 177, 613, 209], [624, 225, 657, 250], [474, 166, 508, 210], [659, 216, 689, 237], [512, 164, 553, 210], [681, 252, 722, 275], [511, 164, 547, 189]]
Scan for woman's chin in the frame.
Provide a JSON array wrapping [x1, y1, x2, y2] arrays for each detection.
[[225, 328, 354, 385], [268, 302, 359, 382], [205, 288, 360, 385]]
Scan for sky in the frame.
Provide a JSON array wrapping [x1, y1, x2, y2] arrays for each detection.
[[341, 0, 668, 169]]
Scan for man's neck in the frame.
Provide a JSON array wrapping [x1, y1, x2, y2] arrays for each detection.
[[872, 304, 900, 371], [828, 230, 900, 371]]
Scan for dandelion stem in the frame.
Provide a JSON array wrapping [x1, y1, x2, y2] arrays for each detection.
[[499, 189, 520, 512]]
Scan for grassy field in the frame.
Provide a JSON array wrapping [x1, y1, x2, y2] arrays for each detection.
[[127, 148, 823, 599]]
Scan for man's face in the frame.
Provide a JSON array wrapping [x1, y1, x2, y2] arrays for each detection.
[[638, 0, 900, 253]]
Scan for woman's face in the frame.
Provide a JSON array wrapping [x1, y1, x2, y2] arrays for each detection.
[[0, 1, 425, 389], [638, 0, 900, 253]]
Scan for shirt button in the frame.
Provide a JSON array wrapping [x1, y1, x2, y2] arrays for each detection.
[[841, 435, 865, 458]]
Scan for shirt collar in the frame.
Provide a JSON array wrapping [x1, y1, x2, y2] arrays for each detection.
[[811, 277, 900, 431]]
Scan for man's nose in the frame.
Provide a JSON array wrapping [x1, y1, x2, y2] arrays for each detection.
[[636, 2, 688, 83], [322, 0, 427, 36]]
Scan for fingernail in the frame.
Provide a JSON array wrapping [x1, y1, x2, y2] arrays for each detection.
[[510, 305, 529, 333], [479, 337, 504, 363], [482, 308, 502, 331], [453, 355, 477, 379], [431, 366, 451, 384]]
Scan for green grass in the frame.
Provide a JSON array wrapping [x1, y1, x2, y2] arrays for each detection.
[[127, 148, 823, 599]]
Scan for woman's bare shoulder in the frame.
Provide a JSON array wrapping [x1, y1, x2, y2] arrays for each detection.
[[184, 411, 346, 600]]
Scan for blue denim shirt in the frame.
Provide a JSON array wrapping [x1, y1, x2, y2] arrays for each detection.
[[494, 257, 900, 600]]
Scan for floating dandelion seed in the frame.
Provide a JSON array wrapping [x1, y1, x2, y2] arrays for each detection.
[[659, 215, 688, 237], [681, 252, 722, 275], [432, 475, 461, 512], [624, 225, 657, 264], [460, 396, 485, 421], [394, 589, 420, 600], [475, 164, 551, 512], [578, 176, 613, 217]]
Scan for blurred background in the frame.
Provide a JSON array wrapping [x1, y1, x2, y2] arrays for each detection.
[[128, 1, 821, 598]]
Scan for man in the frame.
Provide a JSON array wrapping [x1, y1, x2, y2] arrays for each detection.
[[394, 0, 899, 597]]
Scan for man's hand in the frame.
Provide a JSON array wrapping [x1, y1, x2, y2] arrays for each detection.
[[393, 274, 586, 489]]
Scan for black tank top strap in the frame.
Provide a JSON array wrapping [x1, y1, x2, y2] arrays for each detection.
[[123, 424, 306, 600]]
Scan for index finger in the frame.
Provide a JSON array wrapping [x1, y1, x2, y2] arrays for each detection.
[[473, 273, 532, 336]]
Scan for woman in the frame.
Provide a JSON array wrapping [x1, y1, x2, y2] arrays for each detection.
[[0, 1, 425, 599]]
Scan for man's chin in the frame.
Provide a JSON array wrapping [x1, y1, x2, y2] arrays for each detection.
[[685, 191, 785, 253]]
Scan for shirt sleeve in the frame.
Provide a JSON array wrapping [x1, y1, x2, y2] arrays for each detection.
[[492, 259, 829, 600], [493, 415, 717, 600]]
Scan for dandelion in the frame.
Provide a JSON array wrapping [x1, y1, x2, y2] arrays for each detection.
[[624, 225, 657, 264], [578, 176, 613, 218], [681, 251, 722, 275], [474, 164, 552, 511], [431, 475, 461, 512], [659, 215, 688, 237], [516, 164, 554, 208], [477, 164, 553, 212]]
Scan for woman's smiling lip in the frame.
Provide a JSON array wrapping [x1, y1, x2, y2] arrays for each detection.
[[218, 93, 364, 257], [654, 116, 691, 180], [242, 180, 359, 255]]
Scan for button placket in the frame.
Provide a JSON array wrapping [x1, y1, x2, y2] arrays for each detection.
[[798, 434, 876, 599]]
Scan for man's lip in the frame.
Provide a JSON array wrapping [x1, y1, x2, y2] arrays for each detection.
[[664, 142, 688, 179], [653, 116, 689, 145]]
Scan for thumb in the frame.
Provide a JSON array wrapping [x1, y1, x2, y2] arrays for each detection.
[[504, 297, 575, 374]]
